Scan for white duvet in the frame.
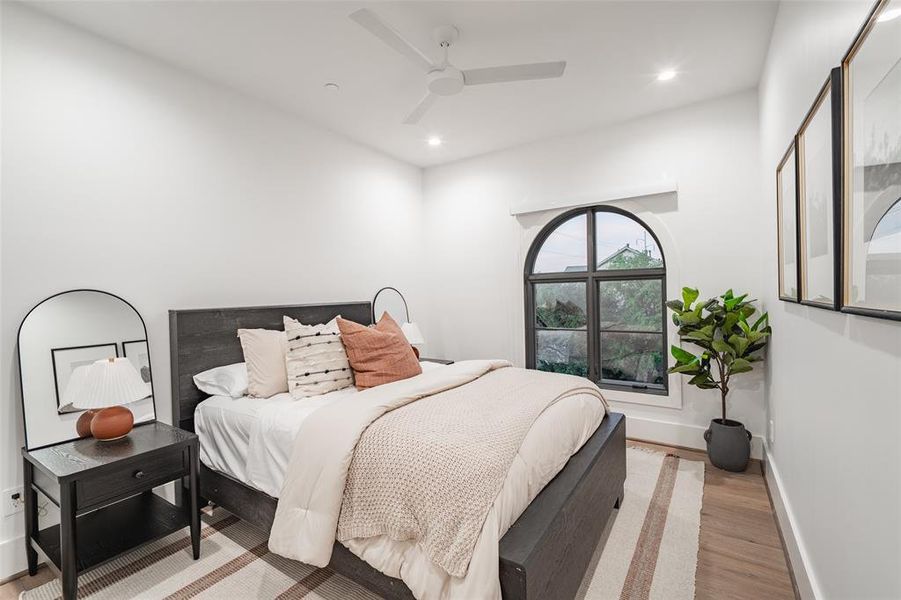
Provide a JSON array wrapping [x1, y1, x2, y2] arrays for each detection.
[[195, 361, 605, 599]]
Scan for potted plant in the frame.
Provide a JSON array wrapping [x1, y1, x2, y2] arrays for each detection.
[[666, 288, 771, 471]]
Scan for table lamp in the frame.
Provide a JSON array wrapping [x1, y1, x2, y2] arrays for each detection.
[[66, 357, 149, 441], [372, 286, 426, 357], [401, 321, 425, 345]]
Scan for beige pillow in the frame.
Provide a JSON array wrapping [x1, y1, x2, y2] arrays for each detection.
[[284, 316, 354, 399], [236, 328, 288, 398]]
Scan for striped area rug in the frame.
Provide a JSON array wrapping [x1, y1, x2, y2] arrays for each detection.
[[22, 446, 703, 600]]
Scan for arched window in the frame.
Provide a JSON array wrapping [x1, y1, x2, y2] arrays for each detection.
[[525, 206, 667, 395]]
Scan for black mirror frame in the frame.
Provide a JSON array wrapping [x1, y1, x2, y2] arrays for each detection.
[[16, 288, 157, 450]]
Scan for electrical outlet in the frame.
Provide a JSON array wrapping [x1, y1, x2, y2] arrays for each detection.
[[3, 487, 25, 517], [768, 419, 775, 445]]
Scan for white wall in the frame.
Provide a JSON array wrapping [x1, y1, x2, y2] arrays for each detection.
[[758, 2, 901, 599], [420, 90, 768, 452], [0, 4, 424, 579]]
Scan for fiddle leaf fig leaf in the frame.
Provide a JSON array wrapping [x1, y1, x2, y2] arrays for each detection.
[[666, 299, 684, 312], [712, 339, 734, 355], [683, 327, 713, 342], [728, 334, 750, 356], [671, 345, 697, 364], [724, 293, 747, 310], [723, 312, 741, 333], [729, 358, 753, 374], [689, 373, 715, 387], [752, 312, 769, 331], [680, 311, 700, 325], [682, 287, 699, 310]]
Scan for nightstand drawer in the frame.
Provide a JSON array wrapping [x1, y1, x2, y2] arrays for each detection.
[[77, 448, 187, 509]]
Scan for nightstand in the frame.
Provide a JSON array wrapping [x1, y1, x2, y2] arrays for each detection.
[[22, 422, 200, 600], [420, 357, 454, 365]]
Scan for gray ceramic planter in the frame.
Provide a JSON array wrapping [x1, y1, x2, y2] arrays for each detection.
[[704, 419, 751, 472]]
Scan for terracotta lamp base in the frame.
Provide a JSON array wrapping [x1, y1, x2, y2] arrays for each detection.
[[76, 410, 97, 438], [89, 406, 135, 441]]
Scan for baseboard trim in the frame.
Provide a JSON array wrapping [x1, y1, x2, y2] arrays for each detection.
[[621, 414, 764, 459], [0, 532, 35, 584], [763, 444, 821, 600]]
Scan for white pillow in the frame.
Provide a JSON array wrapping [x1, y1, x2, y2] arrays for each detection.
[[284, 315, 354, 399], [193, 362, 249, 398]]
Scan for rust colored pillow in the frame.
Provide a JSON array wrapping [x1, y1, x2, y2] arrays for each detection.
[[337, 313, 422, 389]]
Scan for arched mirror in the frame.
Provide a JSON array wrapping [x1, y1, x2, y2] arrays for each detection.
[[18, 290, 156, 449]]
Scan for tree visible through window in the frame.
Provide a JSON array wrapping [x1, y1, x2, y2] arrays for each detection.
[[525, 207, 667, 394]]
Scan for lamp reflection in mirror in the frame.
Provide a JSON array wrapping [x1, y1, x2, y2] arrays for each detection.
[[66, 357, 150, 441]]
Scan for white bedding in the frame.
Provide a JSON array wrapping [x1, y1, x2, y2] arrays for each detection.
[[195, 362, 444, 497], [195, 361, 606, 599]]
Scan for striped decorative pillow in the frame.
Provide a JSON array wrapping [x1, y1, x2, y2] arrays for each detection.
[[283, 316, 354, 399]]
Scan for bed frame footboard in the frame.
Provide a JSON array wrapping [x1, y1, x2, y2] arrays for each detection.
[[499, 412, 626, 600]]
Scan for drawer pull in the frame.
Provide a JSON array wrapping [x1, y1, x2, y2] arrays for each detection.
[[134, 470, 145, 479]]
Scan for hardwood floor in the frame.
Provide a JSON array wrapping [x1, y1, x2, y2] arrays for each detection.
[[630, 439, 797, 600], [0, 565, 54, 600], [1, 441, 796, 600]]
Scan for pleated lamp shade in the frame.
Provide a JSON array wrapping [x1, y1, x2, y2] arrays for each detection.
[[66, 357, 149, 410], [400, 321, 425, 346]]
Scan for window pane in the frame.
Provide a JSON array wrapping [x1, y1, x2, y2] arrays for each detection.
[[533, 213, 587, 273], [534, 282, 586, 328], [595, 212, 663, 270], [599, 332, 665, 385], [537, 330, 588, 377], [598, 279, 662, 332]]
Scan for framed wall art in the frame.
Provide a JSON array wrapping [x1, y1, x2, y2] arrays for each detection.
[[798, 68, 843, 310], [842, 0, 901, 320], [123, 338, 153, 387], [776, 141, 800, 302]]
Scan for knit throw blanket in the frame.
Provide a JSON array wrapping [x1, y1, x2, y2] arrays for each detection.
[[335, 367, 607, 577]]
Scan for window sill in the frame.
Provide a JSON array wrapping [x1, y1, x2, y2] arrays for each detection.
[[597, 381, 667, 397], [599, 379, 682, 409]]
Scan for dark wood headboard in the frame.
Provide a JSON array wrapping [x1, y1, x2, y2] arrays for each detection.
[[168, 301, 371, 432]]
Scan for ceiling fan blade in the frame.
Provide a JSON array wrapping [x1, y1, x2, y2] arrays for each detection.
[[402, 92, 438, 125], [463, 61, 566, 86], [349, 9, 436, 73]]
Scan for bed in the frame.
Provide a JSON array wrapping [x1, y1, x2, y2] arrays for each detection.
[[169, 301, 626, 600]]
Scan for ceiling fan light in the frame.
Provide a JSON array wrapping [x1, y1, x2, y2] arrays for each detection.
[[657, 69, 677, 82]]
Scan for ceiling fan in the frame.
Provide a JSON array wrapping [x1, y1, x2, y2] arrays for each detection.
[[349, 9, 567, 125]]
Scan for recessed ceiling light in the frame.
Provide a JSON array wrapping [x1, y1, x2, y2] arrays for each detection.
[[877, 7, 901, 22], [427, 136, 442, 147], [324, 82, 340, 91], [657, 69, 677, 82]]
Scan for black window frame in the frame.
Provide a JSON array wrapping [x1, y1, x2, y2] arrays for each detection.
[[524, 205, 668, 396]]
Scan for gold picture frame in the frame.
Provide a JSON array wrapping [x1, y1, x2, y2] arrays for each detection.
[[841, 0, 901, 320], [776, 141, 800, 302], [797, 70, 842, 310]]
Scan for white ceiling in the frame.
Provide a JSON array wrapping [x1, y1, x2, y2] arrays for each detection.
[[29, 1, 778, 167]]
